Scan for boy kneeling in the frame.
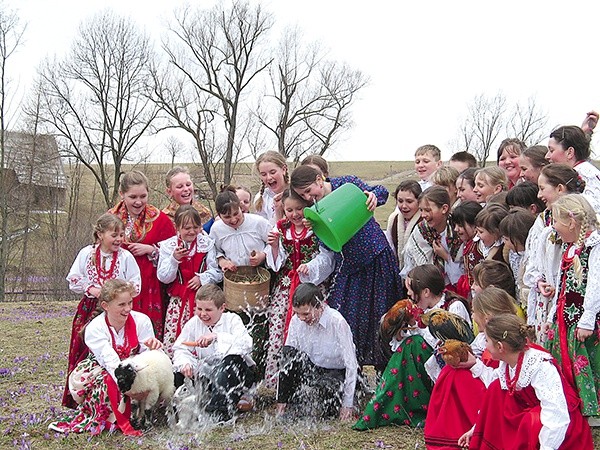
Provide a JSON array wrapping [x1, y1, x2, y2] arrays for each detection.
[[172, 284, 255, 421], [276, 283, 358, 421]]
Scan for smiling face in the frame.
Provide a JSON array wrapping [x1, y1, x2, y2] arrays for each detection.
[[102, 291, 133, 330], [498, 148, 521, 183], [120, 184, 148, 218], [294, 180, 325, 204], [195, 299, 224, 327], [98, 226, 124, 253], [414, 151, 441, 181], [236, 189, 252, 214], [283, 196, 306, 228], [293, 303, 323, 326], [537, 173, 563, 208], [454, 221, 477, 243], [178, 218, 202, 243], [456, 177, 478, 202], [259, 161, 288, 194], [396, 190, 419, 221], [419, 198, 448, 232], [473, 173, 499, 203], [545, 137, 574, 165], [518, 155, 542, 184], [552, 215, 578, 244], [167, 172, 194, 206], [219, 207, 244, 229]]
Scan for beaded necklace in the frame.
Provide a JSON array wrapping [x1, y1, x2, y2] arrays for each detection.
[[505, 351, 525, 395]]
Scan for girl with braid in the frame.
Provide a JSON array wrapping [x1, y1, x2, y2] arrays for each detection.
[[545, 194, 600, 424], [254, 151, 289, 225]]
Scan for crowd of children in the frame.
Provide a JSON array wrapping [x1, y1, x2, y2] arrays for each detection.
[[53, 117, 600, 448]]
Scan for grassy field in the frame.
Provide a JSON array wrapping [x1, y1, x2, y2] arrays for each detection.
[[0, 301, 426, 449]]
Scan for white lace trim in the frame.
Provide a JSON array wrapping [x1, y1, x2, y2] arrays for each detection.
[[498, 348, 553, 389]]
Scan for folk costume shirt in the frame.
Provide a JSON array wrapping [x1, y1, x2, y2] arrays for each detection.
[[209, 213, 271, 266]]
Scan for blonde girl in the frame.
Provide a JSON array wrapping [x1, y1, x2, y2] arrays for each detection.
[[51, 280, 161, 436], [545, 194, 600, 421], [157, 205, 222, 357], [162, 166, 213, 227], [63, 213, 141, 409], [402, 186, 463, 288], [254, 151, 289, 225], [431, 166, 460, 207], [264, 189, 335, 388], [473, 166, 508, 204], [459, 314, 592, 449]]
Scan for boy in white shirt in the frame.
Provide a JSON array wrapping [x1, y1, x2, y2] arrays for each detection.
[[275, 283, 358, 421], [172, 284, 255, 421]]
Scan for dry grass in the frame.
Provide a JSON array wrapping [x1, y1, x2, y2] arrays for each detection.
[[0, 300, 426, 449]]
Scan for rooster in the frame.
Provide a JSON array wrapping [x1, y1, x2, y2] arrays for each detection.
[[437, 339, 473, 368], [379, 299, 422, 358], [421, 308, 474, 344]]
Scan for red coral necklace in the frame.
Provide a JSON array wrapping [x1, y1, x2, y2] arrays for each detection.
[[505, 351, 525, 395], [95, 246, 118, 282]]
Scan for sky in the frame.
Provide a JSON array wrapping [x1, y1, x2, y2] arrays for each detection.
[[6, 0, 600, 162]]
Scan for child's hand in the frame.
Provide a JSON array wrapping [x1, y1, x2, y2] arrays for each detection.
[[219, 258, 237, 272], [173, 246, 190, 261], [454, 351, 476, 369], [432, 240, 450, 262], [187, 275, 201, 291], [364, 191, 377, 212], [301, 218, 313, 230], [143, 337, 163, 350], [267, 230, 280, 246], [537, 280, 555, 298], [196, 333, 217, 348], [297, 264, 309, 276], [128, 243, 154, 256], [249, 251, 266, 267], [87, 286, 101, 298], [575, 327, 593, 342], [339, 406, 354, 421], [273, 192, 284, 220], [458, 425, 475, 448], [182, 364, 193, 379]]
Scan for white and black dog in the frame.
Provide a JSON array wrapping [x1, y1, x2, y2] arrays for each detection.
[[115, 350, 175, 429]]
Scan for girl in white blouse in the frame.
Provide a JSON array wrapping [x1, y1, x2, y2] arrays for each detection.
[[458, 314, 592, 450]]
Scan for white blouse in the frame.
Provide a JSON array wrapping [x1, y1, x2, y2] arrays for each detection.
[[209, 213, 271, 266], [156, 233, 223, 286], [66, 245, 141, 297], [254, 188, 278, 226], [84, 310, 155, 380], [575, 160, 600, 215], [470, 348, 569, 449], [265, 226, 335, 285]]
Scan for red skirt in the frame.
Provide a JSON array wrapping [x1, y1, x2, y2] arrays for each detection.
[[61, 296, 96, 408], [424, 366, 486, 449], [470, 378, 592, 449]]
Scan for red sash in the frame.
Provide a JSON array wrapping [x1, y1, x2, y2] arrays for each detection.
[[103, 314, 142, 436]]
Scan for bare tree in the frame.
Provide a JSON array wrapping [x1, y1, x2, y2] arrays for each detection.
[[153, 1, 273, 198], [506, 96, 548, 146], [38, 11, 157, 207], [255, 28, 367, 161], [460, 93, 507, 166], [0, 4, 24, 301], [165, 135, 186, 168]]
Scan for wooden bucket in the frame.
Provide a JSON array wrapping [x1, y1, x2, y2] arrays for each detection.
[[223, 266, 270, 312]]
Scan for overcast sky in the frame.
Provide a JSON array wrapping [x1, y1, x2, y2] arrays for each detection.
[[7, 0, 600, 161]]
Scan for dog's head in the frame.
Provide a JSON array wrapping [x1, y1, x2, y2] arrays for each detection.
[[115, 362, 137, 393]]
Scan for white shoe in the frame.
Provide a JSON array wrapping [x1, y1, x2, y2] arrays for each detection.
[[48, 423, 65, 433], [587, 416, 600, 427]]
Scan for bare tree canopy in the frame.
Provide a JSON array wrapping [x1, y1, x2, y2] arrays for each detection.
[[154, 0, 273, 198], [38, 10, 157, 207], [254, 27, 368, 161], [457, 92, 548, 166]]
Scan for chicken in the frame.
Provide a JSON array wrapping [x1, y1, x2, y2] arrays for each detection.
[[379, 299, 420, 344], [438, 339, 473, 368], [421, 308, 474, 344]]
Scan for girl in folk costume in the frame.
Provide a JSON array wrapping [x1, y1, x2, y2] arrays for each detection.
[[473, 166, 508, 205], [353, 299, 434, 430], [162, 166, 213, 229], [472, 203, 509, 266], [451, 200, 483, 298], [545, 194, 600, 422], [108, 171, 176, 339], [50, 280, 162, 436], [499, 207, 536, 311], [235, 185, 252, 213], [291, 165, 402, 367], [263, 190, 335, 388], [385, 180, 422, 272], [524, 164, 585, 342], [519, 145, 549, 184], [431, 166, 460, 209], [402, 186, 463, 290], [157, 205, 222, 357], [455, 167, 479, 203], [254, 151, 289, 226], [459, 315, 593, 450], [63, 214, 141, 409]]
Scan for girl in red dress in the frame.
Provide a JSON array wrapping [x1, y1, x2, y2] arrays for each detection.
[[109, 171, 176, 340], [459, 314, 592, 450], [451, 200, 483, 298], [62, 213, 141, 408], [157, 205, 222, 357], [264, 189, 335, 388]]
